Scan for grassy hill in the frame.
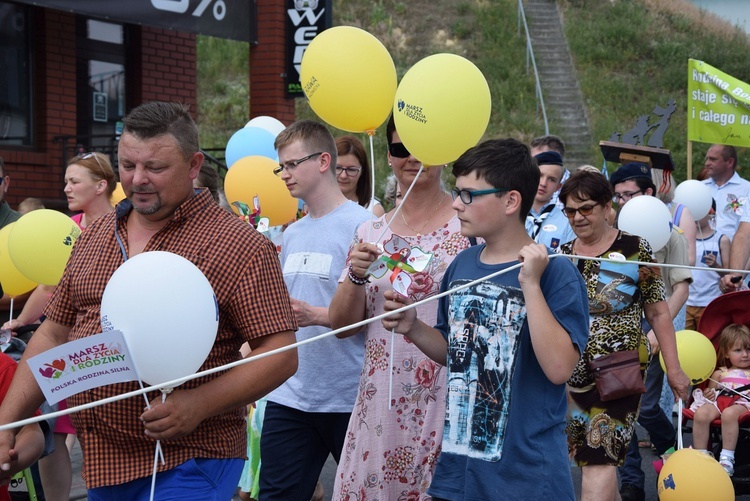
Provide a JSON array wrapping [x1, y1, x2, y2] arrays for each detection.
[[196, 0, 750, 203]]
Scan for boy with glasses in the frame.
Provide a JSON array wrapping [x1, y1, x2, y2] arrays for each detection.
[[382, 138, 589, 499], [260, 120, 373, 500]]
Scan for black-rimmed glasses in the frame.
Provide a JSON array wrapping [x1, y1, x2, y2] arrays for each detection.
[[451, 187, 507, 205], [335, 165, 362, 177], [612, 189, 643, 203], [562, 204, 599, 218], [273, 152, 324, 176]]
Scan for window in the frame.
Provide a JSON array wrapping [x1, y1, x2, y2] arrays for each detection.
[[0, 3, 33, 146]]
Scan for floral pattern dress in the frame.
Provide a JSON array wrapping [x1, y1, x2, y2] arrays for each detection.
[[332, 215, 471, 501]]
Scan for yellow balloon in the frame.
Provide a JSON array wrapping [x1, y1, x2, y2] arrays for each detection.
[[659, 329, 716, 384], [300, 26, 397, 133], [0, 224, 37, 297], [8, 210, 81, 286], [224, 156, 298, 227], [658, 448, 733, 501], [394, 53, 491, 166], [110, 182, 126, 205]]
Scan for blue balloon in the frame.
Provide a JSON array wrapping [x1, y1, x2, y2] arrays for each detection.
[[225, 126, 277, 168]]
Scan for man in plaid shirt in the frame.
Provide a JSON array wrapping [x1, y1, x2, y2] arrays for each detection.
[[0, 102, 298, 500]]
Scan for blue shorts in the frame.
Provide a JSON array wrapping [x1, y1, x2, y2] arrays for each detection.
[[87, 458, 244, 501]]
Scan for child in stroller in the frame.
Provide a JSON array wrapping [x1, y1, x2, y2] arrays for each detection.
[[690, 323, 750, 476], [682, 290, 750, 488]]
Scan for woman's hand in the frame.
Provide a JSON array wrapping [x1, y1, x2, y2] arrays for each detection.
[[382, 290, 416, 335], [348, 242, 381, 281], [666, 367, 690, 402]]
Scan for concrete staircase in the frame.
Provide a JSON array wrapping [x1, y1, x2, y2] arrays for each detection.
[[523, 0, 595, 169]]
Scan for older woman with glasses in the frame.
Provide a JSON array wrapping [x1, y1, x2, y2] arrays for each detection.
[[328, 116, 471, 500], [557, 170, 689, 501], [335, 135, 385, 216]]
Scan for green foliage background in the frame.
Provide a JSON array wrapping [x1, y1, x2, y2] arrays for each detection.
[[196, 0, 750, 204]]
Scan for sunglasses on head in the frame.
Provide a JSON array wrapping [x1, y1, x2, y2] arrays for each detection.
[[388, 142, 410, 158]]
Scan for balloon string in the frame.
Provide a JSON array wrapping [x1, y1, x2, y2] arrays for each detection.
[[388, 328, 395, 410], [137, 377, 165, 465], [708, 378, 750, 402], [149, 389, 171, 501], [2, 254, 747, 433], [368, 134, 377, 212], [366, 134, 376, 243], [371, 164, 424, 245], [8, 298, 13, 326], [677, 398, 683, 450]]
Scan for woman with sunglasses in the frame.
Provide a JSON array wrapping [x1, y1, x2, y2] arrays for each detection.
[[556, 170, 689, 501], [329, 116, 471, 500], [1, 151, 117, 501], [335, 135, 385, 216]]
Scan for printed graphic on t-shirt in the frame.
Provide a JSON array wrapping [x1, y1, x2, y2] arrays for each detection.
[[444, 280, 525, 462], [590, 260, 638, 315], [282, 252, 332, 280]]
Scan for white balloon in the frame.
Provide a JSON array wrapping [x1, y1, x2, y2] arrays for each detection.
[[245, 116, 286, 137], [618, 196, 672, 252], [100, 251, 218, 387], [674, 179, 713, 220]]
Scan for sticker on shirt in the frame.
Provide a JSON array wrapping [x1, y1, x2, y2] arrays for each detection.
[[542, 224, 557, 232], [444, 280, 526, 462], [608, 252, 626, 261], [283, 252, 333, 280], [725, 193, 747, 217]]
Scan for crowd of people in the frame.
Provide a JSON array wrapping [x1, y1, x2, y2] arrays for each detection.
[[0, 104, 748, 501]]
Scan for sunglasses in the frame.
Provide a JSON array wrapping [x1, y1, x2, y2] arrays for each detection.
[[72, 152, 109, 179], [562, 204, 598, 218], [388, 142, 410, 158]]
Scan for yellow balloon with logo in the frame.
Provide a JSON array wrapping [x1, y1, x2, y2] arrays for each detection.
[[8, 209, 81, 286], [0, 223, 37, 297], [224, 156, 298, 227], [300, 26, 396, 133], [110, 182, 127, 205], [658, 448, 733, 501], [394, 53, 491, 166], [659, 330, 716, 384]]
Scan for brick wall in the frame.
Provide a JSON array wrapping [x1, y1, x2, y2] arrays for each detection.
[[2, 8, 78, 207], [0, 12, 201, 209], [250, 1, 295, 125], [139, 27, 197, 113]]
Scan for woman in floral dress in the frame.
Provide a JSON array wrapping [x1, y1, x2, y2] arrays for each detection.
[[329, 117, 471, 500]]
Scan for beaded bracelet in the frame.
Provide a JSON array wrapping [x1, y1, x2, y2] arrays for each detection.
[[347, 267, 369, 286]]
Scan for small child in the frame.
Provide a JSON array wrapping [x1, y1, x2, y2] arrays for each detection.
[[690, 323, 750, 476], [685, 201, 730, 330]]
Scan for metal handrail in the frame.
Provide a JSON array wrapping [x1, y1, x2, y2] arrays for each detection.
[[517, 0, 549, 135]]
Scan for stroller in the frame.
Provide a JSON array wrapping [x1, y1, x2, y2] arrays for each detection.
[[681, 290, 750, 492]]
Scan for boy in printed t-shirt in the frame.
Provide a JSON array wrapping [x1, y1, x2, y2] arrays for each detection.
[[382, 138, 589, 499]]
